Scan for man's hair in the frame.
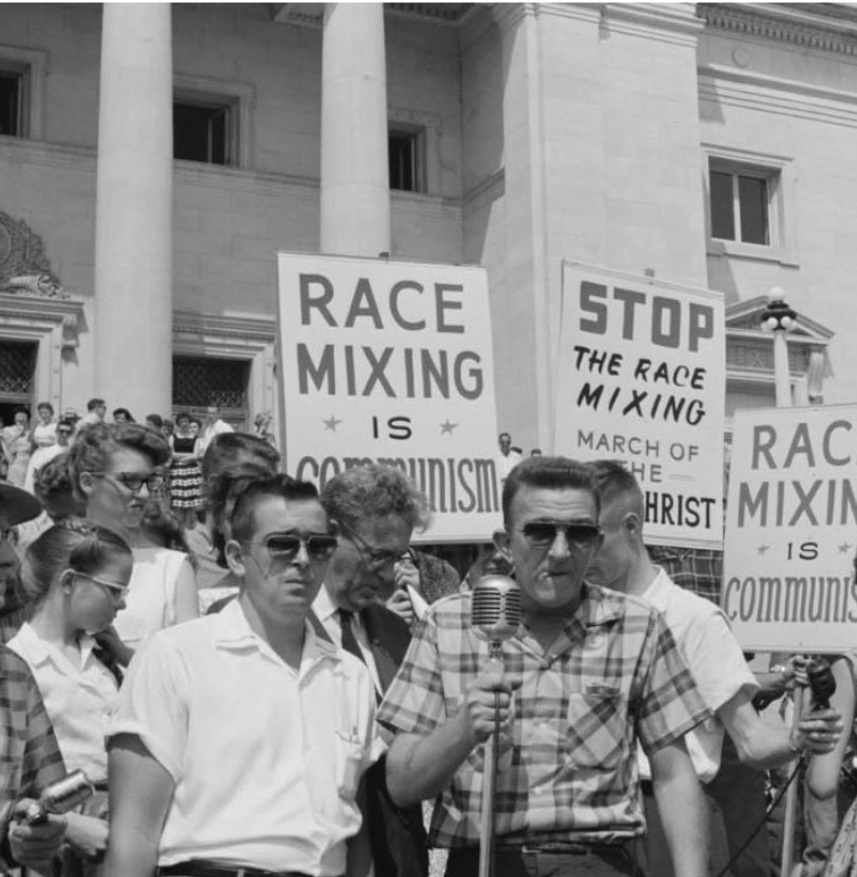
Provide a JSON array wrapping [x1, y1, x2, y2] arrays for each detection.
[[201, 432, 281, 566], [112, 407, 135, 422], [145, 413, 164, 430], [56, 419, 75, 433], [68, 422, 170, 501], [230, 474, 322, 546], [321, 464, 430, 533], [502, 456, 599, 525], [499, 432, 511, 441], [586, 459, 645, 517], [87, 398, 105, 411]]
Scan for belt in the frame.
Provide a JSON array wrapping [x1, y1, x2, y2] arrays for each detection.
[[157, 862, 320, 877], [496, 840, 628, 856]]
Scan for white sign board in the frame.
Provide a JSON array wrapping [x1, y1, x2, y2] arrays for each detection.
[[724, 405, 857, 653], [554, 261, 726, 549], [276, 252, 502, 542]]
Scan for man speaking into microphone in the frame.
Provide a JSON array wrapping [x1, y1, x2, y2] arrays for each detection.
[[378, 456, 712, 877]]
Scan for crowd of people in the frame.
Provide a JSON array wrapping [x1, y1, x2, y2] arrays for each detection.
[[0, 407, 853, 877]]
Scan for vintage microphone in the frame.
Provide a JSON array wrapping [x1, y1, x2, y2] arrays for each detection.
[[470, 573, 522, 877]]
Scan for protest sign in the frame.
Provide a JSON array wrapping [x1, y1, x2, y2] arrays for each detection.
[[554, 261, 726, 548], [276, 252, 502, 542], [724, 405, 857, 653]]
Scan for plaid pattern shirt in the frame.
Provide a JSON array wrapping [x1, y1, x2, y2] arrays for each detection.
[[0, 645, 66, 867], [377, 585, 709, 849], [646, 546, 723, 605]]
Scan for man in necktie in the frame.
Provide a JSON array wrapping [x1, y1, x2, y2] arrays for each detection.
[[313, 464, 431, 877]]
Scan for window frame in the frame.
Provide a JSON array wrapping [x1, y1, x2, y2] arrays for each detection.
[[172, 75, 255, 171], [703, 144, 799, 268], [173, 94, 237, 167], [388, 125, 426, 194], [0, 45, 47, 141]]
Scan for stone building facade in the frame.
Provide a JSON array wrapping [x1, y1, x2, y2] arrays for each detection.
[[0, 3, 850, 445]]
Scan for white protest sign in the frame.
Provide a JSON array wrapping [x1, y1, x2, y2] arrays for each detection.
[[276, 252, 502, 542], [723, 405, 857, 653], [554, 261, 725, 548]]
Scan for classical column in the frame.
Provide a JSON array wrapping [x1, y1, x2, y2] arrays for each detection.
[[320, 3, 390, 257], [93, 4, 173, 417]]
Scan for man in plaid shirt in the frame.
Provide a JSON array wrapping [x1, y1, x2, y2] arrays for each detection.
[[378, 457, 711, 877]]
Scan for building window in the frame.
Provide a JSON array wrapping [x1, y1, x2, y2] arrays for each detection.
[[709, 163, 772, 246], [173, 98, 234, 165], [388, 128, 425, 193], [0, 69, 24, 137]]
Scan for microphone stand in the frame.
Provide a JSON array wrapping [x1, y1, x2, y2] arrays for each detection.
[[478, 641, 503, 877]]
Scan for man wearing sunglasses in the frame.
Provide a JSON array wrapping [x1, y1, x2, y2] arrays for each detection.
[[585, 460, 842, 877], [379, 455, 713, 877], [105, 474, 376, 877], [314, 464, 431, 877]]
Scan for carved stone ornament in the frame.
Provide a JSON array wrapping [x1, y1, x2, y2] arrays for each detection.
[[0, 210, 70, 299]]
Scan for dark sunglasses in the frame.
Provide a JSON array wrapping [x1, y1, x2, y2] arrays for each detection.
[[250, 533, 339, 563], [518, 521, 601, 549]]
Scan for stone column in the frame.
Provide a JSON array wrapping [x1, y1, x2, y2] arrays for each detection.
[[93, 4, 173, 417], [320, 3, 390, 257]]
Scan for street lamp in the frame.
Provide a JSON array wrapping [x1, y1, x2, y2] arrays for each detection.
[[760, 287, 796, 408]]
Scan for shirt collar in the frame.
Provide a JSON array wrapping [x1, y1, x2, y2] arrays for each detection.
[[312, 583, 339, 624], [213, 597, 339, 663], [15, 622, 98, 669]]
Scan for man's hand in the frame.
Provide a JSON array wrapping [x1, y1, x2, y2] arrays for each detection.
[[65, 813, 108, 861], [386, 588, 416, 625], [7, 800, 66, 870], [457, 668, 521, 746], [791, 707, 844, 755]]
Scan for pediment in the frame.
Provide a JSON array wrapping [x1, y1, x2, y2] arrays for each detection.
[[725, 295, 834, 344]]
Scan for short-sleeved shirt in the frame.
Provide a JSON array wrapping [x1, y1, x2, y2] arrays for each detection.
[[0, 645, 66, 868], [637, 568, 758, 783], [376, 584, 709, 849], [8, 623, 118, 784], [110, 600, 377, 875]]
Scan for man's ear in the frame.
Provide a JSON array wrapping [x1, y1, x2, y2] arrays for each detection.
[[78, 471, 97, 498], [624, 512, 643, 539], [224, 539, 247, 577], [492, 527, 512, 560]]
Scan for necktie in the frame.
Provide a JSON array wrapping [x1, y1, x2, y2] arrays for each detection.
[[337, 608, 366, 665]]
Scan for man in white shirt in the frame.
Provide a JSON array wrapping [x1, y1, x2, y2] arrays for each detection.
[[313, 463, 430, 877], [104, 474, 376, 877], [584, 460, 843, 877], [198, 405, 234, 456]]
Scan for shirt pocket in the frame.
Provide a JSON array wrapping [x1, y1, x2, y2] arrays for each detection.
[[564, 691, 627, 770], [334, 729, 365, 798]]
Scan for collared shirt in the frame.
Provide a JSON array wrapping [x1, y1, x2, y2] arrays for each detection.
[[646, 545, 722, 605], [312, 586, 383, 696], [0, 645, 66, 868], [8, 623, 119, 784], [377, 585, 709, 849], [636, 568, 758, 783], [110, 599, 376, 876]]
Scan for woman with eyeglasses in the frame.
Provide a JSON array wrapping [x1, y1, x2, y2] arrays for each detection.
[[7, 518, 134, 872], [68, 423, 199, 659]]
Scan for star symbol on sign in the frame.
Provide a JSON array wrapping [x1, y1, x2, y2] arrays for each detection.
[[323, 416, 343, 431], [757, 544, 770, 555], [440, 419, 458, 435], [839, 542, 854, 554]]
